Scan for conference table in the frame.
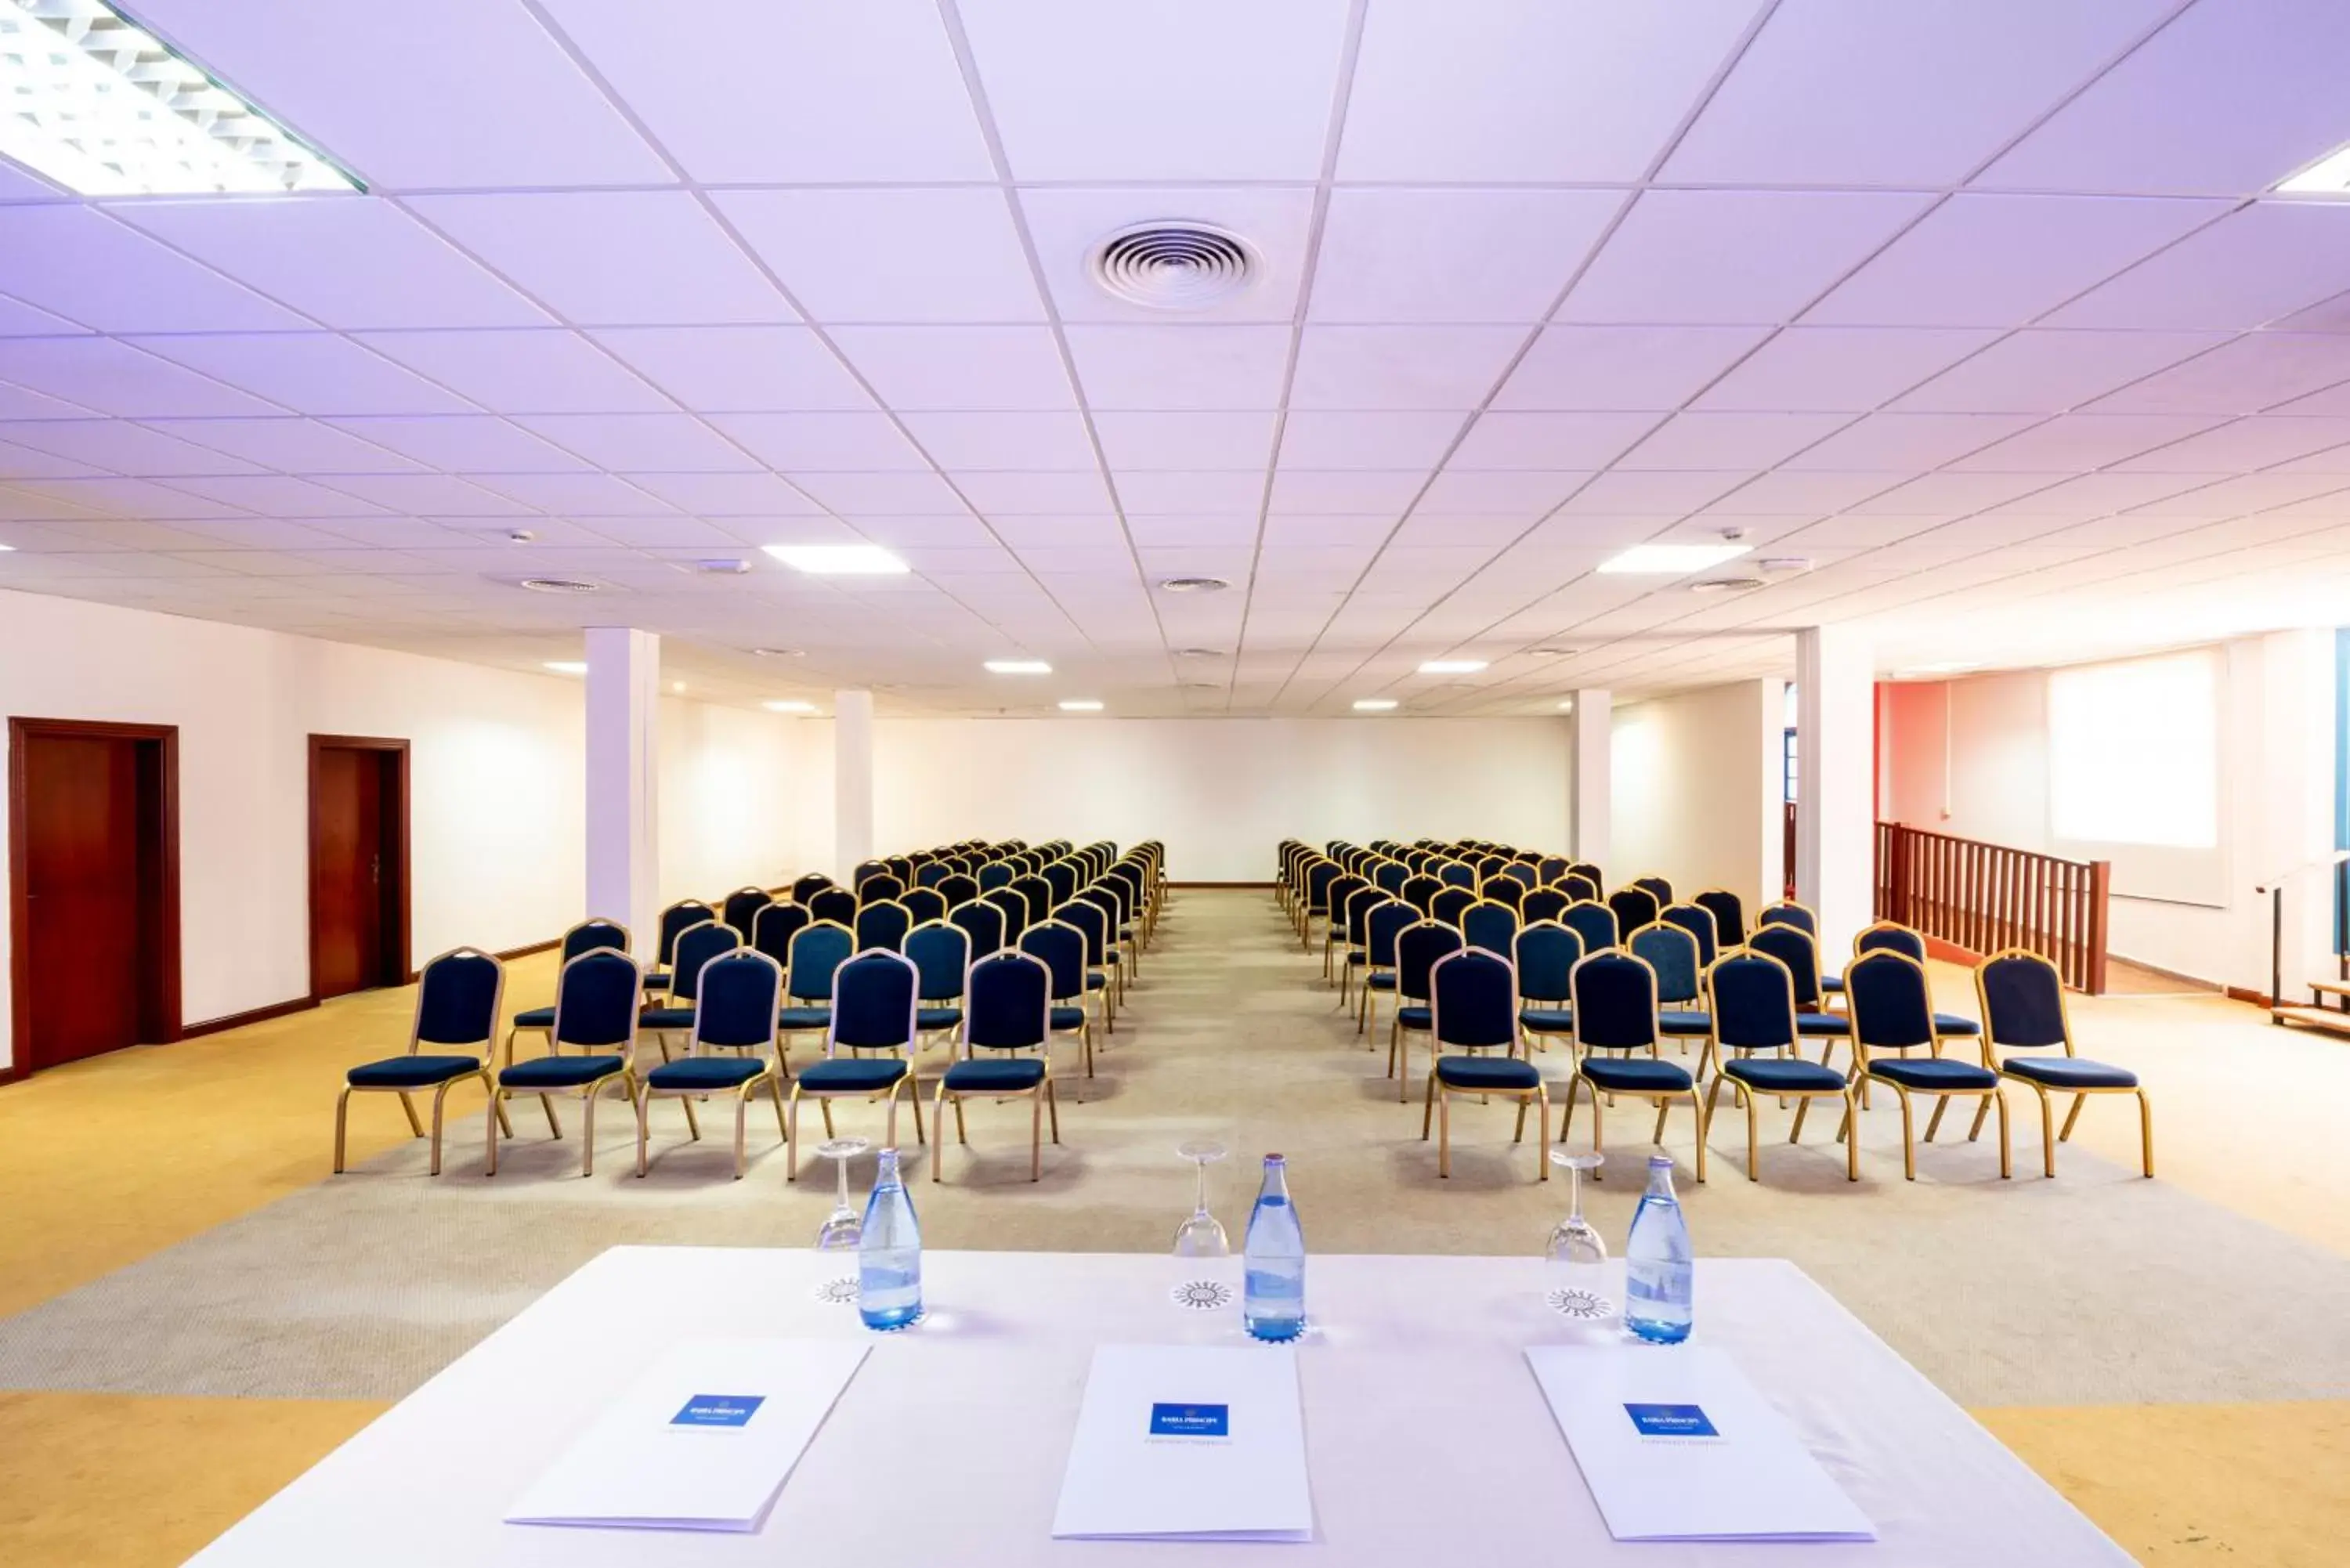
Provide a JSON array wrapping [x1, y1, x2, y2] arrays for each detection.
[[189, 1248, 2134, 1566]]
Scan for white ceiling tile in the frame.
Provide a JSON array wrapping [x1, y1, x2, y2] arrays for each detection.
[[1112, 471, 1270, 514], [619, 472, 826, 516], [2, 475, 253, 515], [1616, 412, 1850, 470], [1694, 327, 1999, 412], [900, 413, 1099, 471], [1094, 411, 1278, 470], [1890, 330, 2232, 414], [1493, 325, 1770, 413], [707, 413, 929, 471], [140, 417, 425, 475], [130, 0, 667, 187], [1124, 514, 1256, 546], [1340, 0, 1767, 181], [1781, 412, 2040, 470], [1019, 187, 1316, 323], [2048, 203, 2350, 331], [127, 334, 475, 417], [307, 474, 534, 515], [0, 383, 101, 421], [1559, 190, 1934, 325], [327, 416, 591, 473], [2110, 418, 2350, 474], [512, 414, 761, 472], [1418, 470, 1592, 516], [1310, 189, 1620, 324], [787, 471, 968, 515], [1558, 471, 1757, 515], [1664, 0, 2176, 186], [960, 0, 1350, 181], [1450, 412, 1660, 470], [408, 193, 795, 326], [1835, 471, 2063, 516], [0, 293, 86, 337], [949, 471, 1116, 512], [155, 475, 389, 516], [1065, 326, 1291, 411], [714, 189, 1044, 324], [1266, 471, 1429, 513], [118, 199, 551, 331], [2083, 334, 2350, 415], [465, 473, 679, 515], [830, 326, 1076, 411], [356, 330, 674, 415], [0, 437, 105, 478], [0, 205, 304, 332], [1942, 414, 2225, 473], [583, 326, 870, 414], [0, 340, 283, 417], [539, 0, 992, 182], [1278, 412, 1466, 471], [1972, 471, 2222, 518], [1289, 326, 1524, 411], [0, 421, 263, 477]]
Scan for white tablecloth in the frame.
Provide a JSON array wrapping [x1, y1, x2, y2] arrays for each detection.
[[188, 1248, 2135, 1566]]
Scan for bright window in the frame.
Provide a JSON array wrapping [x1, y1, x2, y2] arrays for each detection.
[[2048, 652, 2218, 848]]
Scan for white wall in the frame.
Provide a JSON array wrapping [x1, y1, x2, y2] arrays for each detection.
[[0, 590, 803, 1071], [1610, 680, 1782, 912], [657, 699, 806, 905]]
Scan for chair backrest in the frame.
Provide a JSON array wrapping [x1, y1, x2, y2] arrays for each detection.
[[1706, 949, 1799, 1056], [1341, 882, 1386, 946], [1396, 920, 1466, 1003], [983, 885, 1030, 940], [1607, 886, 1661, 935], [949, 897, 1006, 959], [938, 872, 980, 908], [885, 855, 914, 883], [1365, 899, 1415, 967], [1055, 898, 1110, 965], [1629, 922, 1701, 1005], [658, 899, 717, 964], [1478, 876, 1524, 912], [964, 949, 1050, 1053], [413, 948, 504, 1050], [1462, 900, 1520, 959], [1561, 899, 1619, 956], [551, 949, 641, 1053], [1430, 885, 1476, 928], [1757, 901, 1818, 937], [1569, 950, 1658, 1054], [1568, 861, 1603, 887], [1846, 948, 1940, 1056], [851, 859, 889, 889], [854, 899, 913, 953], [1977, 948, 2072, 1054], [1325, 871, 1366, 927], [1693, 887, 1747, 947], [1401, 874, 1441, 914], [752, 901, 811, 965], [1372, 860, 1408, 895], [1521, 886, 1570, 927], [667, 919, 742, 1003], [1632, 873, 1673, 905], [789, 873, 832, 906], [1019, 919, 1087, 1000], [1013, 875, 1056, 922], [808, 886, 858, 926], [1041, 861, 1078, 905], [899, 886, 947, 927], [1501, 862, 1538, 887], [1537, 855, 1570, 885], [1746, 923, 1824, 1010], [978, 862, 1014, 891], [1430, 948, 1518, 1050], [829, 949, 918, 1053], [1560, 873, 1601, 904], [692, 949, 783, 1056], [1513, 921, 1583, 1004], [1660, 902, 1719, 968], [785, 921, 855, 1003], [559, 918, 629, 963], [1856, 921, 1927, 963], [721, 886, 772, 938], [1437, 860, 1477, 889], [905, 921, 971, 1003], [859, 873, 906, 905], [916, 862, 951, 889]]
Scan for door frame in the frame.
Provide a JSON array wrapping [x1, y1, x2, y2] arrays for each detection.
[[306, 734, 411, 1001], [7, 717, 183, 1081]]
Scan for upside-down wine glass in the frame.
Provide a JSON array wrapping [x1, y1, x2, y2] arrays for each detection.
[[815, 1136, 871, 1251], [1544, 1149, 1611, 1319], [1171, 1140, 1231, 1257]]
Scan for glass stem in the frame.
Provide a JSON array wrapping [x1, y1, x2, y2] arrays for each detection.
[[833, 1154, 851, 1215], [1567, 1166, 1583, 1227], [1191, 1158, 1209, 1218]]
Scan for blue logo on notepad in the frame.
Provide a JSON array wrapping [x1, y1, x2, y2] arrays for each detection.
[[1149, 1402, 1230, 1438], [673, 1393, 765, 1428], [1625, 1403, 1717, 1438]]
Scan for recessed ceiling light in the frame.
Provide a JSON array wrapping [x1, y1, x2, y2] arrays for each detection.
[[1597, 543, 1754, 575], [693, 558, 750, 575], [517, 576, 602, 595], [985, 659, 1053, 675], [1417, 659, 1488, 674], [1529, 646, 1575, 657], [1058, 699, 1104, 712], [671, 681, 687, 693], [1353, 698, 1399, 712], [761, 544, 909, 575], [1159, 576, 1230, 594], [0, 542, 14, 553], [1757, 556, 1813, 574], [1557, 699, 1575, 712], [763, 699, 817, 714], [2277, 143, 2350, 195], [544, 660, 588, 675], [752, 646, 804, 658], [1175, 646, 1225, 658], [1688, 576, 1766, 594], [0, 2, 360, 196]]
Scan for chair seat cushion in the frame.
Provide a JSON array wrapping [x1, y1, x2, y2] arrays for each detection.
[[1520, 1007, 1574, 1031], [1084, 973, 1108, 990], [348, 1053, 480, 1089], [501, 1054, 626, 1089], [638, 1006, 694, 1031], [1795, 1012, 1851, 1036], [777, 1006, 832, 1030], [1821, 974, 1845, 992], [943, 1058, 1047, 1092], [1435, 1055, 1542, 1090], [1724, 1057, 1847, 1093], [644, 972, 672, 991], [2001, 1056, 2137, 1089], [1867, 1057, 1998, 1091], [1050, 1006, 1087, 1031], [647, 1057, 767, 1091], [799, 1059, 908, 1092], [509, 1007, 555, 1030], [1578, 1056, 1695, 1093], [1659, 1008, 1712, 1035], [916, 1007, 964, 1031], [1395, 1006, 1432, 1030], [1934, 1013, 1983, 1036], [1365, 974, 1396, 991]]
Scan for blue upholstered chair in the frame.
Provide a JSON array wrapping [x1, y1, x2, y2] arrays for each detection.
[[1401, 873, 1441, 915], [507, 918, 627, 1057], [721, 886, 772, 938], [1021, 919, 1099, 1081], [1521, 886, 1570, 927], [852, 858, 888, 890], [804, 885, 856, 927], [1562, 949, 1706, 1181], [1701, 950, 1857, 1183], [1846, 949, 2009, 1182], [1437, 860, 1477, 890], [1013, 873, 1056, 925], [937, 872, 980, 909], [1041, 860, 1078, 905], [1632, 874, 1673, 905], [1502, 862, 1539, 889], [1514, 920, 1582, 1055], [979, 884, 1027, 942], [976, 862, 1013, 893], [1422, 948, 1550, 1180], [1856, 921, 1926, 961], [779, 921, 854, 1049], [1321, 873, 1369, 981], [638, 919, 741, 1059], [487, 948, 640, 1178], [1372, 859, 1408, 896], [1978, 948, 2151, 1178], [1561, 899, 1619, 956], [916, 862, 951, 890], [1630, 921, 1711, 1050], [1537, 854, 1570, 886], [854, 899, 913, 954], [1430, 885, 1476, 930], [1607, 885, 1661, 938], [1355, 899, 1415, 1041], [1386, 919, 1465, 1096], [789, 872, 832, 905], [1560, 873, 1602, 905], [950, 896, 1006, 961], [335, 946, 508, 1177], [788, 949, 926, 1180], [1757, 901, 1838, 995], [1694, 887, 1747, 948], [1744, 924, 1857, 1067], [634, 949, 786, 1180], [898, 886, 947, 927], [1081, 880, 1138, 986], [1334, 883, 1386, 1007], [1661, 902, 1720, 968], [932, 950, 1060, 1184], [1479, 876, 1526, 913], [751, 901, 811, 968], [1462, 899, 1520, 960], [645, 898, 717, 992], [856, 873, 904, 905], [1054, 898, 1121, 1029], [904, 920, 971, 1050], [1568, 861, 1603, 887]]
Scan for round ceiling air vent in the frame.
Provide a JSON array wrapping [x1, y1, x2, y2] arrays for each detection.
[[516, 576, 603, 594], [1689, 576, 1766, 594], [1090, 223, 1257, 310], [1159, 576, 1230, 594]]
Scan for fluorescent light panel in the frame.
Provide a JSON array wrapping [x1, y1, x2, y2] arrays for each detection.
[[1058, 699, 1104, 712], [1352, 698, 1398, 711], [2278, 143, 2350, 194], [763, 699, 816, 714], [1598, 543, 1753, 575], [985, 659, 1051, 675], [0, 1, 357, 195], [1417, 658, 1488, 674], [544, 660, 588, 675], [762, 544, 908, 575]]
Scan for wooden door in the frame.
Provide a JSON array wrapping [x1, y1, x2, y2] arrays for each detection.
[[308, 737, 408, 999]]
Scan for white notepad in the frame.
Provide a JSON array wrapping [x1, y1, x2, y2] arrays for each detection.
[[1525, 1344, 1875, 1542], [1051, 1343, 1315, 1542], [506, 1339, 870, 1533]]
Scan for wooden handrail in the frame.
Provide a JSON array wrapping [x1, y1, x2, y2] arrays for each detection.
[[1874, 822, 2110, 993]]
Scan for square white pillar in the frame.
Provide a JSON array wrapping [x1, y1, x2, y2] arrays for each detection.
[[1569, 689, 1611, 868], [584, 627, 660, 947], [1796, 625, 1875, 956], [833, 688, 874, 882]]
